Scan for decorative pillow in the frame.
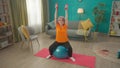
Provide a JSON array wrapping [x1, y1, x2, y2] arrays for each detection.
[[21, 25, 30, 40], [81, 18, 93, 30], [48, 21, 55, 29]]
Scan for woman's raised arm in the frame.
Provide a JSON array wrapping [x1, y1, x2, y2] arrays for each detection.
[[65, 4, 68, 26], [54, 3, 58, 26]]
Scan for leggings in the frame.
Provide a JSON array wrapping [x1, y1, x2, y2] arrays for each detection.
[[49, 41, 73, 57]]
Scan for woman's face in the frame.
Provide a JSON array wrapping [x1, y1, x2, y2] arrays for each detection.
[[58, 17, 65, 25]]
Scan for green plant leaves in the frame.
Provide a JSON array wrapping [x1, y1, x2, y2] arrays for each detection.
[[93, 2, 106, 31]]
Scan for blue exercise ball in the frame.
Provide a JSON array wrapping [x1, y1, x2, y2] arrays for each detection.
[[53, 45, 69, 58]]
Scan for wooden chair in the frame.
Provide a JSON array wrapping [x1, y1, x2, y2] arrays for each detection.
[[18, 25, 40, 53]]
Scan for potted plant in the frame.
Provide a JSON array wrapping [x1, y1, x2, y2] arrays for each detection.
[[93, 3, 106, 32], [93, 3, 106, 39]]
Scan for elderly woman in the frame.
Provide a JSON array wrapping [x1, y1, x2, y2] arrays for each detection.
[[47, 3, 75, 62]]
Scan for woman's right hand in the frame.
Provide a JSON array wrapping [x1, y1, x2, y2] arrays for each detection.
[[55, 3, 58, 10], [65, 4, 68, 10]]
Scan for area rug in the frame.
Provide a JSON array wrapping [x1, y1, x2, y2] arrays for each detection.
[[35, 48, 96, 68], [93, 42, 120, 64]]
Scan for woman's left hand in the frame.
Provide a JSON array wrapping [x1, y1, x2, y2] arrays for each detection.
[[65, 4, 68, 10]]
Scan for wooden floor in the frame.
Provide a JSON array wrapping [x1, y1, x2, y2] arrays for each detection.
[[0, 33, 120, 68]]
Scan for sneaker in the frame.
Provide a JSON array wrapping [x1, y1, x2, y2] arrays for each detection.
[[70, 57, 75, 62]]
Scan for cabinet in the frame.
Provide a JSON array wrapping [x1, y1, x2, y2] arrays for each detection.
[[0, 0, 13, 49], [109, 1, 120, 36]]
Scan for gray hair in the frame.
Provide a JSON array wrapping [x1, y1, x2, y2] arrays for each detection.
[[57, 16, 65, 24], [58, 16, 65, 20]]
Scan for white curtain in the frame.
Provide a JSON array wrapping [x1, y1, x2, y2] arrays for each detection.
[[26, 0, 42, 34]]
